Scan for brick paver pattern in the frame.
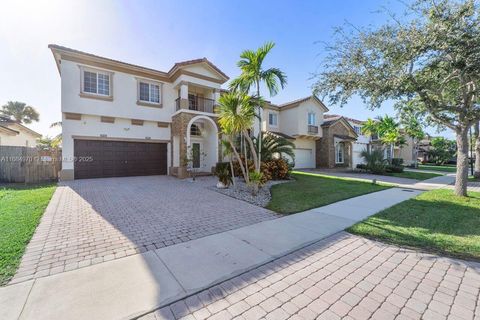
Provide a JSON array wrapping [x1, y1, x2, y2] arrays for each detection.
[[140, 232, 480, 320], [11, 176, 277, 283]]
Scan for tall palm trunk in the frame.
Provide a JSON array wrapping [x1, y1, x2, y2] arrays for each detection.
[[229, 153, 236, 187], [474, 122, 480, 179], [243, 129, 259, 171], [455, 127, 469, 197], [256, 81, 262, 173], [227, 136, 249, 184]]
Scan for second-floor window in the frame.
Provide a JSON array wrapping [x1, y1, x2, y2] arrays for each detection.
[[268, 113, 278, 127], [139, 81, 160, 104], [354, 126, 362, 135], [308, 112, 316, 126], [83, 69, 111, 96]]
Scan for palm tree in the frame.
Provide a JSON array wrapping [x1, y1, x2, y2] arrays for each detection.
[[217, 92, 258, 183], [362, 116, 404, 161], [361, 148, 388, 174], [50, 121, 62, 147], [229, 42, 287, 171], [1, 101, 39, 124], [254, 133, 295, 161], [221, 139, 236, 187]]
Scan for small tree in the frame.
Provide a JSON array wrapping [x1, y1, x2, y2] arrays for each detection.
[[428, 137, 456, 165], [313, 0, 480, 196], [361, 116, 405, 161], [221, 139, 236, 187], [253, 132, 295, 162], [230, 42, 287, 173], [217, 91, 258, 185], [1, 101, 39, 124], [361, 148, 388, 174]]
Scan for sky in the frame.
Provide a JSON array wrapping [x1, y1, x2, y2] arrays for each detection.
[[0, 0, 453, 139]]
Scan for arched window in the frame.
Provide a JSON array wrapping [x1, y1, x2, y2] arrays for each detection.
[[190, 124, 201, 136]]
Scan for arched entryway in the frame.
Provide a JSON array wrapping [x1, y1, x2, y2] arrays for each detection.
[[186, 115, 219, 172]]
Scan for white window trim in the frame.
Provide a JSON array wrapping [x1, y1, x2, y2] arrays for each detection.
[[308, 112, 316, 126], [79, 66, 113, 98], [137, 78, 163, 105], [268, 112, 278, 127], [335, 143, 345, 164]]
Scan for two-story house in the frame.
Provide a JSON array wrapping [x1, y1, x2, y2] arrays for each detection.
[[50, 45, 228, 180], [51, 45, 366, 180], [255, 96, 328, 168]]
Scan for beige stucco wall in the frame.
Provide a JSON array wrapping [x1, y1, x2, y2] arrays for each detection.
[[0, 125, 39, 147]]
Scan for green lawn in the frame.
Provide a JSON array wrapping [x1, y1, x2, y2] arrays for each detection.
[[348, 189, 480, 261], [0, 183, 56, 285], [267, 171, 390, 214], [388, 171, 442, 180], [417, 164, 456, 173]]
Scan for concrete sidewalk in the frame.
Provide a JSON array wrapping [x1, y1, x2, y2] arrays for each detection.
[[1, 188, 423, 320]]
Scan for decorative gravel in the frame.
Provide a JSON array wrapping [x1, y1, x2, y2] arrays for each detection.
[[210, 179, 290, 207]]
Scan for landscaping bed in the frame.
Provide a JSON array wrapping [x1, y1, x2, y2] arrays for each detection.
[[0, 183, 56, 285], [211, 179, 289, 207], [267, 171, 390, 214], [348, 189, 480, 261]]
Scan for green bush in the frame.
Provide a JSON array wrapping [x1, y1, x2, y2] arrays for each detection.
[[361, 149, 388, 174], [233, 158, 291, 183], [391, 158, 404, 166], [356, 164, 368, 171], [386, 165, 404, 173], [214, 162, 232, 186]]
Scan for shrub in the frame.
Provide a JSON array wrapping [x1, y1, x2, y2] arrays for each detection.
[[386, 165, 404, 173], [233, 158, 291, 183], [361, 149, 387, 174], [214, 162, 232, 186], [391, 158, 404, 166], [356, 164, 368, 171], [263, 158, 290, 180], [248, 171, 264, 195]]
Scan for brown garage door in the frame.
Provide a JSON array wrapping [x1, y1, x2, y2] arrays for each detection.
[[74, 140, 167, 179]]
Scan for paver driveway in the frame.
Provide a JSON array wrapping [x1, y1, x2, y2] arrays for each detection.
[[11, 176, 277, 283], [140, 232, 480, 320]]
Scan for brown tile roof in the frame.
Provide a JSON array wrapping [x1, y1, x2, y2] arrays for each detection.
[[169, 58, 229, 80], [325, 114, 365, 124], [48, 44, 229, 81], [278, 95, 329, 112]]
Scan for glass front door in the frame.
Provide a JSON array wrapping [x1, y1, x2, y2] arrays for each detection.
[[192, 143, 201, 168]]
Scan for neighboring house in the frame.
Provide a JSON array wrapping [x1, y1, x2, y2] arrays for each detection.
[[255, 96, 328, 169], [323, 115, 370, 168], [316, 115, 358, 168], [394, 135, 417, 165], [49, 44, 228, 180], [0, 116, 41, 147]]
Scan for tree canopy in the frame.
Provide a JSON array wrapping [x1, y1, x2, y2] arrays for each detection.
[[1, 101, 39, 124], [313, 0, 480, 196]]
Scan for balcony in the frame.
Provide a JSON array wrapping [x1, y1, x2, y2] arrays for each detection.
[[308, 125, 319, 134], [175, 96, 216, 113]]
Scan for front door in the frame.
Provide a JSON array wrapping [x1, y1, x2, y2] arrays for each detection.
[[192, 142, 201, 168]]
